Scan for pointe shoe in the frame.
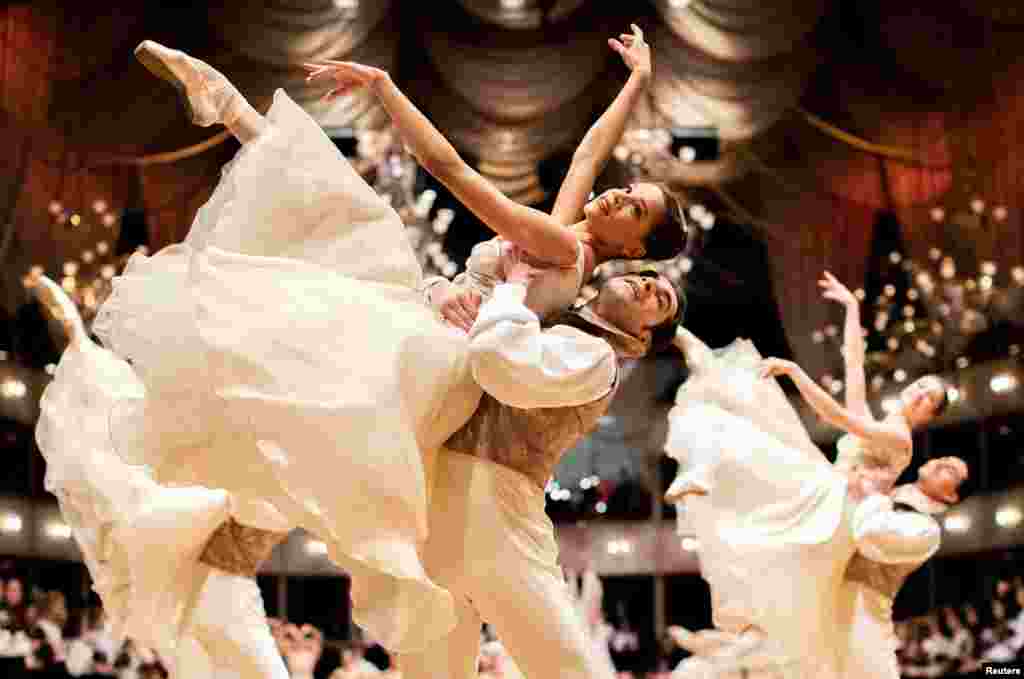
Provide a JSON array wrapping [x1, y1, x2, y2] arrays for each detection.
[[135, 40, 237, 127], [34, 276, 87, 347], [665, 470, 710, 504], [669, 626, 740, 656]]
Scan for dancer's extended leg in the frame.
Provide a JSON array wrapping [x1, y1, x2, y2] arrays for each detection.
[[135, 41, 267, 143], [189, 567, 289, 679]]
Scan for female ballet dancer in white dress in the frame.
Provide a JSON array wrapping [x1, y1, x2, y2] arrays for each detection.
[[35, 25, 689, 676], [302, 24, 689, 331], [663, 271, 952, 678]]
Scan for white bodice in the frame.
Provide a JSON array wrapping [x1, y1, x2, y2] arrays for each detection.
[[451, 237, 586, 319], [835, 434, 911, 480]]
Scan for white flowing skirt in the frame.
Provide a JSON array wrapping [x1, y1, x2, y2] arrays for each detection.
[[664, 339, 857, 678], [45, 89, 480, 654], [36, 336, 232, 672]]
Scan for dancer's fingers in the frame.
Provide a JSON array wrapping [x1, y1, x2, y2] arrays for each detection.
[[322, 87, 350, 102], [448, 309, 472, 332], [758, 359, 781, 378], [457, 299, 478, 324], [305, 68, 336, 82], [326, 87, 354, 101], [441, 298, 471, 331], [631, 23, 644, 41], [323, 59, 370, 74], [608, 39, 625, 54]]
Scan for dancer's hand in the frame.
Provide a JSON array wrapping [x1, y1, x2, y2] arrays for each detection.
[[666, 626, 690, 648], [502, 243, 542, 287], [846, 468, 884, 503], [439, 287, 482, 333], [609, 24, 651, 80], [303, 61, 388, 101], [818, 271, 858, 308], [758, 357, 797, 379]]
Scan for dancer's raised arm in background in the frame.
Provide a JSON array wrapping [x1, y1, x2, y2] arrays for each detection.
[[549, 26, 652, 226], [760, 272, 950, 486], [820, 271, 870, 418], [305, 25, 687, 298]]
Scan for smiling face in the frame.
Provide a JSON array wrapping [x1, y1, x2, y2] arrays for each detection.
[[900, 375, 947, 427], [581, 182, 670, 259], [916, 456, 967, 503], [590, 273, 680, 346]]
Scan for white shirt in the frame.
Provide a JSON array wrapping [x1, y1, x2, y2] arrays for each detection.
[[466, 283, 617, 409], [852, 494, 942, 564]]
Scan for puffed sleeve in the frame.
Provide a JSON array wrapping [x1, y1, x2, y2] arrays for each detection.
[[853, 495, 942, 565], [467, 283, 616, 409]]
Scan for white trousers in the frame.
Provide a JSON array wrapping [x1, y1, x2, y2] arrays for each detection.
[[398, 452, 616, 679], [176, 568, 289, 679]]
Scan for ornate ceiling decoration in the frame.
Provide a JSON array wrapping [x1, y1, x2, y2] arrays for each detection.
[[455, 0, 590, 29]]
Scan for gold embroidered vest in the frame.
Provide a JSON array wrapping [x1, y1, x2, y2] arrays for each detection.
[[445, 385, 617, 490], [200, 519, 287, 578]]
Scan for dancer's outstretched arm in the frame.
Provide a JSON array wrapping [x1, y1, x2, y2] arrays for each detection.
[[820, 271, 870, 417], [550, 24, 651, 225], [305, 62, 578, 266], [760, 358, 912, 454]]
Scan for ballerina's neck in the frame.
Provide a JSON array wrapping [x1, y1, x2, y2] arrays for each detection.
[[570, 224, 606, 273]]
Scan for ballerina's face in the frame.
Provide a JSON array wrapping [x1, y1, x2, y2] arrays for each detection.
[[582, 183, 669, 259], [899, 375, 946, 426], [592, 272, 679, 345]]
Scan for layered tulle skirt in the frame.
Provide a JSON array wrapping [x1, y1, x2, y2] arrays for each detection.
[[41, 89, 481, 655]]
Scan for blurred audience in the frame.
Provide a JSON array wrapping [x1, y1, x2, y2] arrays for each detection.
[[896, 577, 1024, 677], [5, 553, 1024, 678]]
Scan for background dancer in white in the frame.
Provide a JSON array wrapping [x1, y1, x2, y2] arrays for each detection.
[[662, 271, 952, 677]]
